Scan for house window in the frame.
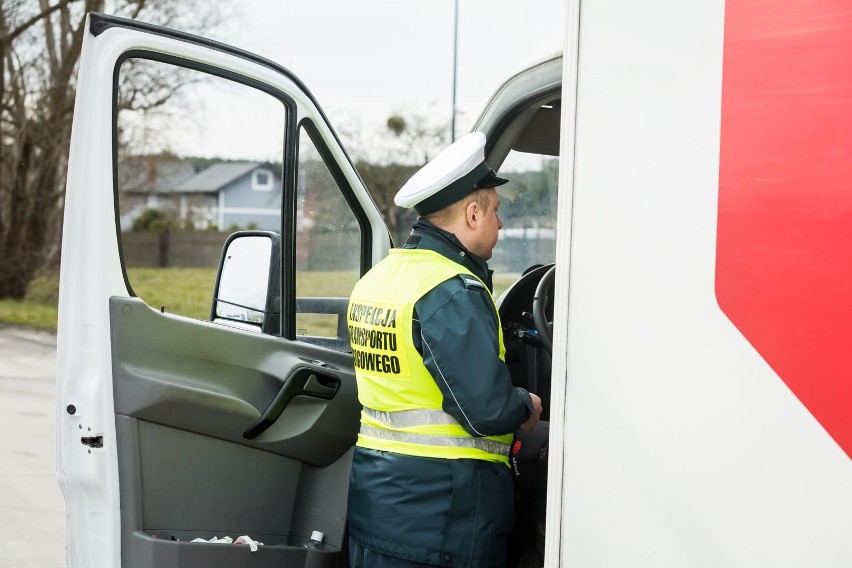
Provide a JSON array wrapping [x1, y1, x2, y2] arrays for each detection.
[[252, 169, 273, 191]]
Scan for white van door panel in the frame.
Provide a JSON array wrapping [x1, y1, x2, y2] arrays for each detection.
[[58, 14, 389, 568]]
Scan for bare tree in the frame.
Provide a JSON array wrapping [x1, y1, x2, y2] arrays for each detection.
[[0, 0, 221, 299], [384, 110, 447, 165], [354, 160, 418, 239], [339, 107, 448, 241]]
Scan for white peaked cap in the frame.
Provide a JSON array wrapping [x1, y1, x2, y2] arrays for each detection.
[[394, 132, 508, 215]]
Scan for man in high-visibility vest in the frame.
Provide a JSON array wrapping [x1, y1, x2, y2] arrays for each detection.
[[347, 132, 543, 568]]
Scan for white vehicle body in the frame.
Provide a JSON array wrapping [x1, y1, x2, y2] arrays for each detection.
[[58, 2, 850, 567], [544, 1, 851, 565]]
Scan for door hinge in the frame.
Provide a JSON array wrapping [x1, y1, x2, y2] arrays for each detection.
[[81, 435, 103, 448]]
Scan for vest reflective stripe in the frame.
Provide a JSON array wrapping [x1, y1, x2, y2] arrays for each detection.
[[359, 426, 511, 457], [363, 407, 460, 427]]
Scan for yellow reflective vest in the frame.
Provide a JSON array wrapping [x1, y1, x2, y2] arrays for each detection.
[[347, 248, 512, 465]]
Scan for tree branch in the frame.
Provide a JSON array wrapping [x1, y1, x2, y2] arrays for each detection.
[[0, 0, 81, 49], [129, 0, 148, 21], [59, 0, 71, 55], [39, 0, 60, 79]]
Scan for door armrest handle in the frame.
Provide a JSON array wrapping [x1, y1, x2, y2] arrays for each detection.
[[243, 367, 340, 439], [303, 373, 338, 398]]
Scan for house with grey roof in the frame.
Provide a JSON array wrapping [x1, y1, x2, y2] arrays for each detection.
[[118, 157, 282, 231], [117, 156, 197, 230], [175, 161, 282, 231]]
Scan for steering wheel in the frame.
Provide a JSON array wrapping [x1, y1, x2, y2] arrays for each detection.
[[532, 265, 556, 354]]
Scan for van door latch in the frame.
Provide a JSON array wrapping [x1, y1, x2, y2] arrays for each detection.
[[81, 436, 103, 448]]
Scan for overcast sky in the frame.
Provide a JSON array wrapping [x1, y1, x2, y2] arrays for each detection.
[[212, 0, 564, 149]]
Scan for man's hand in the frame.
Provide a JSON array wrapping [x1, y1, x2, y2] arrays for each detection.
[[519, 393, 542, 432]]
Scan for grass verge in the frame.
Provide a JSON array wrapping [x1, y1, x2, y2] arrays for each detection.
[[0, 269, 518, 334], [0, 298, 58, 331]]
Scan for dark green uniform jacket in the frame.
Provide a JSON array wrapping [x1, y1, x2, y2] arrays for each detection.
[[348, 219, 535, 567]]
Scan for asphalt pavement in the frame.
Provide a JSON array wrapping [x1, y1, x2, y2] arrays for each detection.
[[0, 325, 65, 568]]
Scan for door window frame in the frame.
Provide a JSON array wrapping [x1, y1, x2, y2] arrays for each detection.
[[288, 118, 374, 341], [110, 51, 379, 344], [110, 50, 298, 312]]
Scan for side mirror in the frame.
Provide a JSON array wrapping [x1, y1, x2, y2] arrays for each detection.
[[211, 231, 281, 334]]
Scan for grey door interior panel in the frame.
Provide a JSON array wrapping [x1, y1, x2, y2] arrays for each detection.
[[110, 297, 360, 467], [117, 416, 351, 567], [288, 446, 354, 549], [110, 296, 358, 567], [130, 418, 300, 536]]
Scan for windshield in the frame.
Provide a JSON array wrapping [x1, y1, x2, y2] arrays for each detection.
[[490, 150, 558, 278]]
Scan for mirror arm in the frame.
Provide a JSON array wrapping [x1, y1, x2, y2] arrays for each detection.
[[214, 297, 273, 315]]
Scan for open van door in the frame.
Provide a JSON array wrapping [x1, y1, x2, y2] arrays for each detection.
[[57, 13, 390, 568]]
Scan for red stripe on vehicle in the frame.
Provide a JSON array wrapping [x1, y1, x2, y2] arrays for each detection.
[[717, 0, 852, 458]]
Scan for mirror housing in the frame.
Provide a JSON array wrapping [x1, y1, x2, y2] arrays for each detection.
[[211, 231, 281, 335]]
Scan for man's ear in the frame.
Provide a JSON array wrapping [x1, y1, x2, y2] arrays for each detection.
[[465, 200, 479, 229]]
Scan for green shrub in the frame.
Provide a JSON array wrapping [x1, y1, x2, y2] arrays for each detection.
[[132, 208, 175, 232]]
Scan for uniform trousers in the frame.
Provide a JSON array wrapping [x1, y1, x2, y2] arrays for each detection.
[[350, 538, 437, 567]]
